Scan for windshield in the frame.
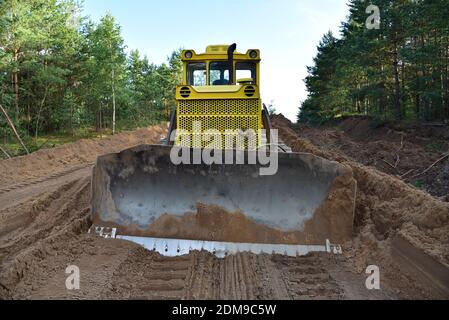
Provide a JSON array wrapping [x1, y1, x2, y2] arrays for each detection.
[[209, 62, 230, 85], [187, 61, 257, 86]]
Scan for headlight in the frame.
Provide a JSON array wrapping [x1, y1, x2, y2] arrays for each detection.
[[185, 51, 193, 59], [249, 50, 258, 59]]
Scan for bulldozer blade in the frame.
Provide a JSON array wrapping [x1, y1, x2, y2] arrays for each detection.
[[91, 145, 356, 246]]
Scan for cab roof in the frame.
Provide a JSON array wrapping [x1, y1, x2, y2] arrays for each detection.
[[181, 45, 261, 62]]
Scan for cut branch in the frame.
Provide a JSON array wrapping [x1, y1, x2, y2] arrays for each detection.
[[381, 159, 397, 170], [380, 136, 405, 172], [412, 152, 449, 179], [0, 104, 29, 154], [0, 145, 11, 159], [394, 135, 405, 168], [400, 169, 415, 179]]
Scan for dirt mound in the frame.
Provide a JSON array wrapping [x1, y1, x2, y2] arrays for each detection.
[[337, 116, 373, 140], [273, 121, 449, 268], [285, 116, 449, 198], [0, 125, 167, 187], [270, 114, 293, 128]]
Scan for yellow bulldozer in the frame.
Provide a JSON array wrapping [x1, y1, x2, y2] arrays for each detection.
[[90, 44, 356, 257]]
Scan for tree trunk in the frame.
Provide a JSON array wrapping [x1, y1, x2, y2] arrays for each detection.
[[96, 108, 100, 132], [11, 0, 19, 121], [70, 99, 74, 137], [393, 45, 402, 120], [35, 47, 49, 141], [445, 46, 449, 120], [420, 35, 428, 121], [378, 81, 386, 119], [35, 86, 49, 140], [12, 51, 19, 120], [441, 72, 445, 120], [415, 94, 420, 120], [99, 106, 102, 138], [424, 96, 430, 121], [356, 99, 361, 113], [401, 60, 406, 112], [112, 66, 116, 135]]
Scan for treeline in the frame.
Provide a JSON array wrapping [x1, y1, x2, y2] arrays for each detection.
[[299, 0, 449, 125], [0, 0, 181, 151]]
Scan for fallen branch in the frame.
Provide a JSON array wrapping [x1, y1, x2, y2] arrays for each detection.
[[400, 169, 415, 179], [412, 152, 449, 179], [0, 145, 11, 159], [381, 159, 398, 170], [422, 123, 447, 127], [0, 104, 29, 154], [381, 135, 405, 171], [394, 135, 405, 168]]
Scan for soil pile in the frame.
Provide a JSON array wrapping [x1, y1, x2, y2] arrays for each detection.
[[282, 116, 449, 197], [0, 125, 167, 187], [272, 116, 449, 268]]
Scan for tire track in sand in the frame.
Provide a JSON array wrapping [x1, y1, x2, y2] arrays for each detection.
[[101, 246, 192, 300]]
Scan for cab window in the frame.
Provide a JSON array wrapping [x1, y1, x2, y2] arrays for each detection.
[[209, 62, 230, 85], [187, 62, 206, 86], [236, 62, 256, 84]]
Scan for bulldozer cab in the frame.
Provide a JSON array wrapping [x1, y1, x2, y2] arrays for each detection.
[[183, 45, 259, 86], [171, 45, 264, 149]]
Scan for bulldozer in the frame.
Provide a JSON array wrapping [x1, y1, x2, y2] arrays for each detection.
[[90, 44, 357, 257]]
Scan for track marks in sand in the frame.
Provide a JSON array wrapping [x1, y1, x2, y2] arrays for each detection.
[[182, 252, 267, 300], [0, 164, 92, 196], [182, 252, 346, 300], [271, 254, 343, 300], [177, 252, 344, 300], [102, 246, 192, 300], [0, 176, 92, 298], [0, 176, 90, 249]]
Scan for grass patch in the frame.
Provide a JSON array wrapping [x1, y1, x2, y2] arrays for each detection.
[[0, 127, 113, 158], [1, 120, 165, 159], [424, 142, 445, 154]]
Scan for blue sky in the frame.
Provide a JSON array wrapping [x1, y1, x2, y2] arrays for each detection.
[[83, 0, 349, 121]]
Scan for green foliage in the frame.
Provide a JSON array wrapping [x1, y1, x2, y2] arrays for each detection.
[[0, 0, 182, 149], [299, 0, 449, 125], [413, 180, 425, 190], [424, 142, 445, 154]]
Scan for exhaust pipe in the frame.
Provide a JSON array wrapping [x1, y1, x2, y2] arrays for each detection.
[[228, 43, 237, 85]]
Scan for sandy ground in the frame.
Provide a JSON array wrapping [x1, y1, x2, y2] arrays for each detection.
[[0, 121, 448, 300]]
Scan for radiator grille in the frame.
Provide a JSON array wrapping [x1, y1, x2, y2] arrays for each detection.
[[176, 99, 261, 149], [178, 99, 260, 115]]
